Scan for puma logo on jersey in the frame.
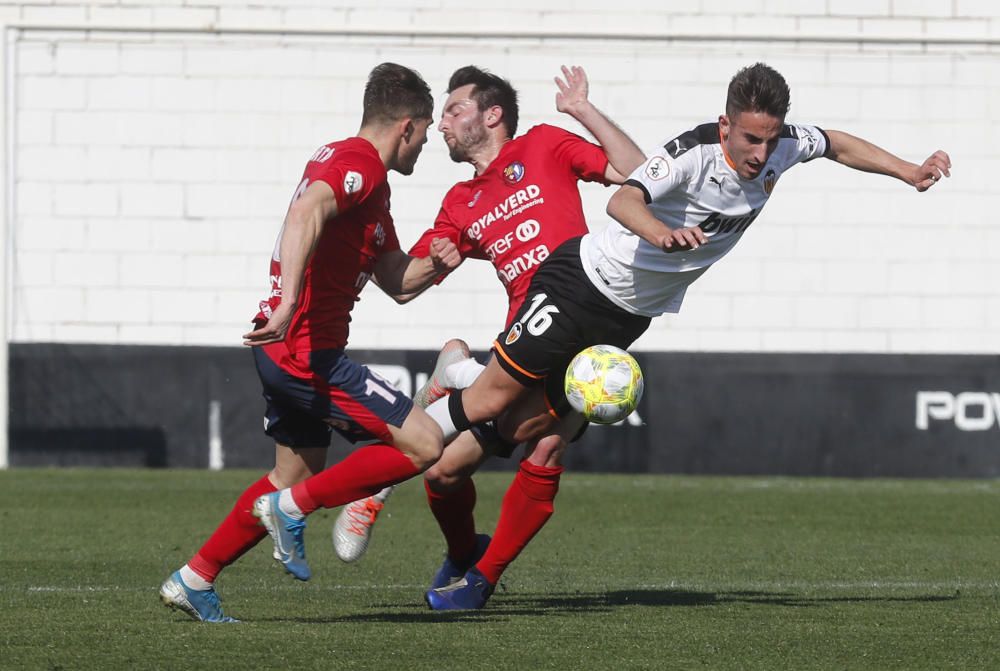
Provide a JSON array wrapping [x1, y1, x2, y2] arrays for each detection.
[[709, 175, 725, 191]]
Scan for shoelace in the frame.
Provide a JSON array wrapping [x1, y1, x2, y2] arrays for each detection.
[[345, 498, 383, 536], [200, 588, 223, 611]]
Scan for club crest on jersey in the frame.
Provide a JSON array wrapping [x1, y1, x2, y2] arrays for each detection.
[[344, 171, 363, 194], [762, 168, 778, 195], [503, 162, 525, 184], [645, 156, 670, 180], [504, 322, 523, 345]]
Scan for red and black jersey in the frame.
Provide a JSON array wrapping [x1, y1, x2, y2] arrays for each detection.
[[409, 124, 610, 327], [254, 137, 400, 353]]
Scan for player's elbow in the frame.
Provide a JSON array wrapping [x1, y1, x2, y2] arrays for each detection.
[[389, 291, 416, 305], [606, 187, 626, 220]]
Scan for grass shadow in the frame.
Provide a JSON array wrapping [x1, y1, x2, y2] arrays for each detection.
[[255, 588, 961, 624]]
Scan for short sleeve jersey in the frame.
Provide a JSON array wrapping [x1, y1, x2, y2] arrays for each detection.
[[409, 124, 610, 327], [581, 121, 830, 316], [254, 137, 400, 352]]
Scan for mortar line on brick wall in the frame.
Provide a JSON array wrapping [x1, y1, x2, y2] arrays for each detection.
[[5, 23, 1000, 48]]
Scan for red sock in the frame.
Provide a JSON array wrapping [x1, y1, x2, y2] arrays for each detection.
[[292, 443, 420, 514], [475, 460, 563, 585], [425, 477, 478, 561], [188, 473, 277, 583]]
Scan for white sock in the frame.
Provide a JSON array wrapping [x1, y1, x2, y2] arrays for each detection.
[[278, 489, 305, 520], [425, 396, 459, 444], [373, 486, 394, 503], [445, 358, 484, 389], [179, 564, 212, 591]]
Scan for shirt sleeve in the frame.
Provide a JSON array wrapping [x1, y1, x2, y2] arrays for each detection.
[[542, 125, 612, 186], [784, 123, 832, 165], [311, 148, 386, 214], [624, 145, 691, 204], [407, 199, 485, 285]]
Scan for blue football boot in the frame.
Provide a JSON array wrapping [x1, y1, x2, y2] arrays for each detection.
[[430, 533, 491, 590], [425, 567, 495, 611], [159, 571, 238, 623], [253, 492, 311, 581]]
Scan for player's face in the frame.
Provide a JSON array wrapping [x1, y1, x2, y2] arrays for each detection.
[[395, 116, 432, 175], [719, 110, 784, 180], [438, 84, 488, 163]]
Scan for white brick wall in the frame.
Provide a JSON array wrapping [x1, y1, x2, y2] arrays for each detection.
[[1, 1, 997, 354]]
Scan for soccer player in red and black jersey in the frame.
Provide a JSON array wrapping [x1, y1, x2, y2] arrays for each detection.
[[332, 65, 645, 606], [159, 62, 461, 623]]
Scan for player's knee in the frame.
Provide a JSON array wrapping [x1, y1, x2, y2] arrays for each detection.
[[405, 431, 443, 471], [398, 423, 444, 472], [424, 464, 466, 492], [526, 435, 567, 468]]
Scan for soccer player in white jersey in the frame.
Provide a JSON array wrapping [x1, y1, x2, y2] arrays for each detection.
[[416, 62, 951, 608]]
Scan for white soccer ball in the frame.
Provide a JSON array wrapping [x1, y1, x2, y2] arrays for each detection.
[[564, 344, 644, 424]]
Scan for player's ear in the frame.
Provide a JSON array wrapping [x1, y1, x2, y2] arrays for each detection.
[[485, 105, 503, 129], [718, 114, 730, 139], [401, 118, 415, 143]]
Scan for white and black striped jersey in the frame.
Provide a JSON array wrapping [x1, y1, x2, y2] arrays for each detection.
[[580, 121, 831, 317]]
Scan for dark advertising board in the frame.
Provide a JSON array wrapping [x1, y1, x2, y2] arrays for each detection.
[[8, 344, 999, 477]]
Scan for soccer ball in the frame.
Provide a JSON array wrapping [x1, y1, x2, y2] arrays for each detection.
[[564, 344, 644, 424]]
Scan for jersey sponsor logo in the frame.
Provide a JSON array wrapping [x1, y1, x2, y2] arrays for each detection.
[[468, 190, 482, 207], [309, 145, 335, 163], [515, 219, 540, 242], [762, 169, 777, 195], [485, 219, 540, 260], [503, 161, 526, 184], [504, 322, 523, 345], [699, 208, 759, 236], [467, 184, 543, 240], [344, 171, 363, 194], [498, 244, 549, 284], [645, 156, 670, 180]]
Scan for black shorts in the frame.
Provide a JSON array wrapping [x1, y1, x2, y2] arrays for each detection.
[[492, 237, 651, 417]]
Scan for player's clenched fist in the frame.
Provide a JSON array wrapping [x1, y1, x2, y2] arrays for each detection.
[[429, 237, 462, 272]]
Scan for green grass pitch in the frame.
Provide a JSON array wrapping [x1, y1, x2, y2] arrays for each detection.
[[1, 469, 998, 670]]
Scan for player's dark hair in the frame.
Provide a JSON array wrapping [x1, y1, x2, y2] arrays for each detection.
[[726, 63, 790, 119], [447, 65, 519, 138], [362, 62, 434, 126]]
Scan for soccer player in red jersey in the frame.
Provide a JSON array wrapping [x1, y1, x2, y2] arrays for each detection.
[[159, 62, 460, 622], [332, 65, 645, 602]]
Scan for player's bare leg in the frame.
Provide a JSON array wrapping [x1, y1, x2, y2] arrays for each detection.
[[335, 338, 483, 563], [256, 406, 443, 580], [424, 355, 551, 444]]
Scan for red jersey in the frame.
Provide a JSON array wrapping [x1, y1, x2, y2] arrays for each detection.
[[254, 137, 400, 353], [409, 124, 610, 327]]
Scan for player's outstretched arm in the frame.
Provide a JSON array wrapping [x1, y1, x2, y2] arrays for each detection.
[[825, 130, 951, 192], [243, 181, 338, 346], [374, 237, 462, 302], [555, 65, 645, 183], [607, 183, 706, 251]]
